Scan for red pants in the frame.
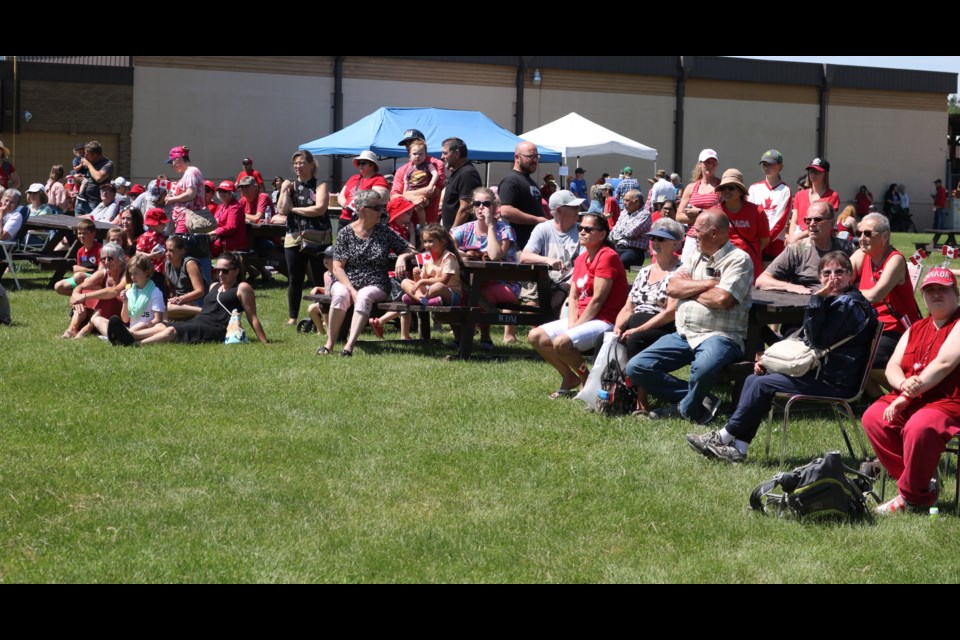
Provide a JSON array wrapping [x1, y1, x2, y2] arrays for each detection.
[[862, 400, 960, 505]]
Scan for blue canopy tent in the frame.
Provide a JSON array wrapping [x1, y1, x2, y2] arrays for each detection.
[[299, 107, 563, 163]]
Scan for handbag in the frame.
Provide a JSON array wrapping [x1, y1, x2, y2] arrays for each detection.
[[217, 289, 248, 345], [184, 208, 217, 234], [298, 215, 331, 256], [760, 329, 857, 378]]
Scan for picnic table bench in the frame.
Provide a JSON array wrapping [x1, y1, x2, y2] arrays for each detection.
[[3, 215, 114, 288], [303, 259, 554, 359]]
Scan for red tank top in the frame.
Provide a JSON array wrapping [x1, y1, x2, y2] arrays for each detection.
[[880, 309, 960, 414], [859, 250, 923, 333], [685, 180, 721, 237]]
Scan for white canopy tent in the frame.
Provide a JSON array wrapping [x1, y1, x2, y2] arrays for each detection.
[[520, 112, 658, 167]]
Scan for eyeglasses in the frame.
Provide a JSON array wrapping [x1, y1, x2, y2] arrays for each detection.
[[804, 217, 829, 225], [856, 230, 877, 238], [579, 227, 604, 234], [102, 256, 116, 262], [519, 153, 540, 160], [820, 268, 848, 276], [473, 200, 494, 208]]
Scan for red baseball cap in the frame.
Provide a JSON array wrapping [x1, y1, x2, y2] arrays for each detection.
[[921, 267, 958, 290]]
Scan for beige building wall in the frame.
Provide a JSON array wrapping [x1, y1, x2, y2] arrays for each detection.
[[132, 63, 335, 187], [683, 80, 819, 190], [826, 88, 947, 228]]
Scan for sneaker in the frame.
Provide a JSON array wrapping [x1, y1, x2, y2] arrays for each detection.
[[875, 495, 909, 515], [478, 340, 494, 352], [705, 440, 746, 464], [701, 394, 721, 425], [648, 404, 683, 420], [686, 431, 723, 457]]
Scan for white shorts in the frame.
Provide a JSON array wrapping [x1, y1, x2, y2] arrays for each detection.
[[539, 318, 612, 351]]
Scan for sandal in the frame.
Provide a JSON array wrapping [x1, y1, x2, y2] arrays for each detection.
[[316, 346, 332, 355], [369, 317, 385, 339], [340, 349, 353, 357], [549, 389, 577, 400]]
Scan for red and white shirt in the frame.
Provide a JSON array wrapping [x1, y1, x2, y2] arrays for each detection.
[[747, 179, 791, 258]]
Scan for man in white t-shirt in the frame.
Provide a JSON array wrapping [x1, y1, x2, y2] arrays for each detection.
[[747, 149, 792, 260], [520, 190, 584, 317]]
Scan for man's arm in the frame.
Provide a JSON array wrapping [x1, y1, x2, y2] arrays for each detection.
[[666, 270, 717, 300], [453, 198, 473, 228]]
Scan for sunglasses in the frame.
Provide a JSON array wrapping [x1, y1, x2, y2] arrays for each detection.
[[212, 266, 237, 274], [804, 217, 829, 225], [856, 230, 878, 238], [649, 237, 672, 243], [820, 268, 848, 276], [356, 161, 371, 166], [579, 226, 605, 234], [717, 185, 739, 192], [473, 200, 494, 208]]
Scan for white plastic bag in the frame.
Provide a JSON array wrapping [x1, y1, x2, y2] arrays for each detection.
[[576, 332, 627, 408]]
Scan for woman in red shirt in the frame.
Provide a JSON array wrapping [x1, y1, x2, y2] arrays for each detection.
[[338, 150, 389, 223], [717, 168, 769, 280], [529, 213, 629, 398], [210, 181, 247, 256]]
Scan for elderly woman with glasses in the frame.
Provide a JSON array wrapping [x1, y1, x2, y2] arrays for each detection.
[[107, 251, 268, 346], [65, 241, 127, 339], [686, 251, 877, 464], [317, 190, 415, 357], [851, 212, 923, 396], [529, 212, 629, 399]]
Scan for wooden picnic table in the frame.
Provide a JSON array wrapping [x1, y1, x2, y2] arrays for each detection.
[[925, 228, 960, 249], [244, 222, 289, 278], [23, 215, 115, 287]]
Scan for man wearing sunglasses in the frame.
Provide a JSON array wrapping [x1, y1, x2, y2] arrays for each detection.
[[756, 201, 854, 294]]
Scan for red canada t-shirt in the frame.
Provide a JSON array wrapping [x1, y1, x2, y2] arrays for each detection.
[[572, 245, 628, 325], [722, 200, 770, 279]]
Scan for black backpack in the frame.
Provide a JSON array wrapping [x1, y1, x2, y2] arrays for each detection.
[[595, 346, 637, 416], [749, 452, 875, 522]]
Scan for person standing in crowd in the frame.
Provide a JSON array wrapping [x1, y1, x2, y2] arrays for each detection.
[[45, 165, 70, 213], [0, 140, 20, 190], [932, 178, 948, 229], [277, 149, 330, 326], [498, 141, 548, 250], [73, 141, 113, 216], [236, 157, 264, 192], [391, 129, 445, 226], [748, 149, 791, 260], [854, 185, 874, 218], [788, 157, 839, 245], [677, 149, 721, 263], [716, 168, 769, 280], [440, 137, 482, 230], [613, 166, 640, 210], [569, 167, 589, 207]]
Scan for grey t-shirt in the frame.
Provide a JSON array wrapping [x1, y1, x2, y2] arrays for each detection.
[[765, 237, 855, 289], [523, 219, 581, 285]]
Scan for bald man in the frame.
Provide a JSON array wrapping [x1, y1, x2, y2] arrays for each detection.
[[626, 210, 754, 424], [498, 141, 549, 249]]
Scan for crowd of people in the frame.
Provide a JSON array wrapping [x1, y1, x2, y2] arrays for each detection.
[[1, 134, 958, 517]]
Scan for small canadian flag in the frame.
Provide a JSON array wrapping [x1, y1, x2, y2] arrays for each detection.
[[910, 248, 927, 266], [942, 245, 958, 259], [415, 252, 434, 267]]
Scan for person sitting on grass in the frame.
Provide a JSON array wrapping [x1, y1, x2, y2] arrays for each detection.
[[90, 254, 165, 337], [108, 251, 269, 346], [64, 242, 127, 339], [401, 224, 464, 307], [165, 236, 207, 320], [529, 212, 628, 399], [686, 251, 877, 463], [54, 219, 101, 296]]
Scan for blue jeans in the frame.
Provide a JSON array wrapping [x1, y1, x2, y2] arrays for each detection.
[[617, 247, 645, 269], [626, 332, 742, 421], [725, 372, 854, 443]]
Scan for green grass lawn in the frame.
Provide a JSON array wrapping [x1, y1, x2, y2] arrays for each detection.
[[0, 233, 958, 583]]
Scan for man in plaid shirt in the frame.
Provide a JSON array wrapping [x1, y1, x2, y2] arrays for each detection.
[[626, 210, 753, 423]]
